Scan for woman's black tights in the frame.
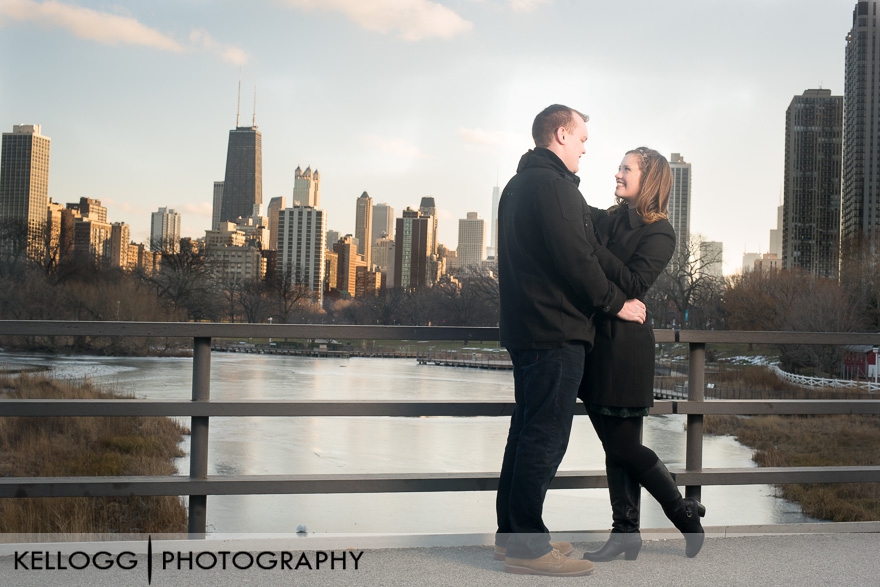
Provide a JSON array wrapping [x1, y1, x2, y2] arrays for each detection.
[[588, 412, 660, 478]]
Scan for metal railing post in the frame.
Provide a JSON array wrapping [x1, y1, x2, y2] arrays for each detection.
[[188, 336, 211, 536], [685, 342, 705, 501]]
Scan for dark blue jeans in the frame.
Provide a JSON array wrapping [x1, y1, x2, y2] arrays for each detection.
[[495, 343, 585, 559]]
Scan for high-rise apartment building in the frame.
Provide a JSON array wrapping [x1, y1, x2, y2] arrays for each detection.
[[373, 236, 395, 288], [769, 204, 783, 257], [333, 234, 365, 298], [326, 230, 340, 250], [372, 203, 394, 241], [699, 241, 724, 279], [842, 0, 880, 250], [781, 89, 843, 279], [219, 124, 262, 224], [205, 221, 246, 249], [109, 222, 131, 270], [419, 196, 438, 255], [355, 191, 373, 268], [668, 153, 692, 258], [68, 197, 111, 268], [0, 124, 51, 260], [150, 207, 181, 253], [456, 212, 486, 271], [267, 196, 285, 250], [489, 185, 500, 259], [394, 207, 434, 290], [212, 181, 224, 230], [277, 206, 326, 305], [293, 166, 320, 207], [742, 252, 760, 274]]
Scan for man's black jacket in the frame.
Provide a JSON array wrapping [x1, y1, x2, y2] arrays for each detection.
[[498, 148, 625, 350]]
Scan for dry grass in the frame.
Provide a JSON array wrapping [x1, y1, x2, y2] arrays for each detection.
[[705, 413, 880, 522], [0, 375, 188, 533]]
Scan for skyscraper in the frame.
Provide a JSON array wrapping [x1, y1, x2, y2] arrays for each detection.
[[355, 191, 373, 268], [668, 153, 692, 258], [394, 207, 433, 290], [372, 202, 394, 241], [109, 222, 131, 270], [842, 1, 880, 254], [333, 234, 364, 298], [769, 204, 783, 257], [699, 241, 724, 279], [293, 166, 320, 207], [220, 118, 262, 224], [212, 181, 224, 230], [0, 124, 51, 260], [150, 207, 181, 253], [419, 196, 438, 255], [781, 89, 843, 279], [277, 206, 326, 305], [489, 185, 500, 259], [266, 196, 285, 251], [457, 212, 486, 271], [68, 197, 110, 268]]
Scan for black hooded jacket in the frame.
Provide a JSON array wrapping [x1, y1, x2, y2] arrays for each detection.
[[498, 148, 626, 350]]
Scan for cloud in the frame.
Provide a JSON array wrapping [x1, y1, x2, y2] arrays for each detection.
[[189, 29, 248, 65], [280, 0, 473, 41], [458, 127, 521, 152], [508, 0, 550, 13], [361, 134, 428, 160], [0, 0, 183, 51], [0, 0, 247, 64]]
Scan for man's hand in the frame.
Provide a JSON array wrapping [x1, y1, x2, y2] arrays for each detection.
[[616, 299, 646, 324]]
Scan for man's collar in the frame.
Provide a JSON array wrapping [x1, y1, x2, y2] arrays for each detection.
[[533, 148, 580, 185]]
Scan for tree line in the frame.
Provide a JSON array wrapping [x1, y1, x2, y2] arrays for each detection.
[[2, 222, 879, 378]]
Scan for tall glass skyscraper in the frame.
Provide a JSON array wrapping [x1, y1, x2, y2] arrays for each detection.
[[781, 89, 843, 279], [355, 191, 373, 267], [842, 1, 880, 249], [0, 124, 51, 261], [150, 207, 182, 253], [220, 125, 262, 224], [668, 153, 691, 259]]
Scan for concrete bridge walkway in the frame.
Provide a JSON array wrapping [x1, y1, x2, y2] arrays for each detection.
[[1, 529, 878, 587]]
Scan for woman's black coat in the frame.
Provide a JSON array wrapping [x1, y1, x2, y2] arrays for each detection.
[[578, 205, 676, 408]]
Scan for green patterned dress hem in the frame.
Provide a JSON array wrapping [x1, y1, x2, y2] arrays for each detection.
[[587, 403, 650, 418]]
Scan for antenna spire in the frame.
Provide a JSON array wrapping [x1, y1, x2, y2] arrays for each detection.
[[252, 86, 257, 127], [236, 68, 242, 127]]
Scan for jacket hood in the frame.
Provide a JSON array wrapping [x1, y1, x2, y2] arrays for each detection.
[[516, 148, 580, 186]]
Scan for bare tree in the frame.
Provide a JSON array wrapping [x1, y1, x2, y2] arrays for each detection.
[[724, 266, 863, 374], [839, 233, 880, 331], [645, 234, 724, 329], [239, 279, 268, 323], [0, 218, 30, 277], [146, 239, 219, 321], [268, 268, 319, 324]]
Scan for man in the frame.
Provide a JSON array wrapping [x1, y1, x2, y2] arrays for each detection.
[[495, 104, 646, 576]]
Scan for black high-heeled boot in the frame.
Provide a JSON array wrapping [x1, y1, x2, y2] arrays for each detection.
[[637, 461, 706, 558], [582, 465, 642, 562]]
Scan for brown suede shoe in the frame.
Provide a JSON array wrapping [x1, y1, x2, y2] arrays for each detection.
[[504, 549, 595, 576], [493, 541, 574, 561]]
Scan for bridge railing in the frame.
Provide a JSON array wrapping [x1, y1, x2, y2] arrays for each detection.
[[1, 321, 879, 536]]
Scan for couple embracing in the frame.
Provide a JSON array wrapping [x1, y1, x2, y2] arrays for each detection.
[[493, 104, 706, 577]]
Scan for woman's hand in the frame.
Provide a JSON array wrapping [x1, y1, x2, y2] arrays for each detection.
[[616, 299, 646, 324]]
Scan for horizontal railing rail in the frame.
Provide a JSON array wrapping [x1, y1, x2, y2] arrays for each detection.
[[2, 320, 880, 536]]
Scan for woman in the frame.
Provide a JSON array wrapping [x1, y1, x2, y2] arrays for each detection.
[[579, 147, 705, 561]]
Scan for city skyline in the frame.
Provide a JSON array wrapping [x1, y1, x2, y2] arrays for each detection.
[[0, 0, 857, 274]]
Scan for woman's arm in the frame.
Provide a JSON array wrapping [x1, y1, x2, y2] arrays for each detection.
[[594, 224, 676, 299]]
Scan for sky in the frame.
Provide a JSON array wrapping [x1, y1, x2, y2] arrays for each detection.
[[0, 0, 859, 274]]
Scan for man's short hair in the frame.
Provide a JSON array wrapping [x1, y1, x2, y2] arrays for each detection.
[[531, 104, 589, 148]]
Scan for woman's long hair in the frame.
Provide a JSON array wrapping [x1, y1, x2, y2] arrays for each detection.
[[616, 147, 672, 224]]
